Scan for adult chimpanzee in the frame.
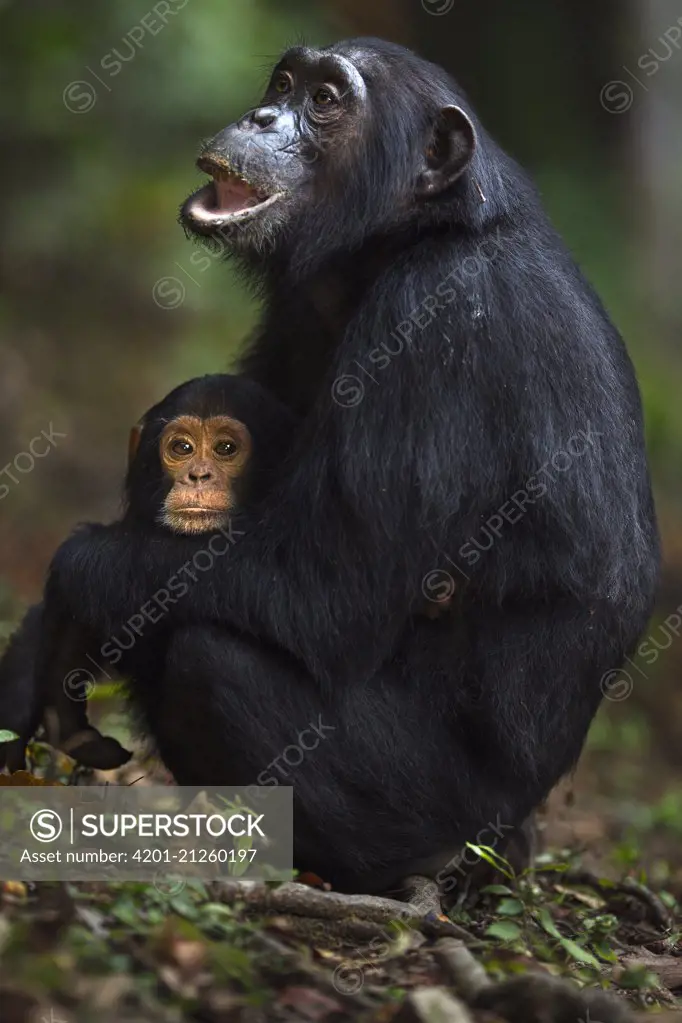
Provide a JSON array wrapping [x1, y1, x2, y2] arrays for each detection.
[[32, 39, 658, 892], [0, 374, 297, 771]]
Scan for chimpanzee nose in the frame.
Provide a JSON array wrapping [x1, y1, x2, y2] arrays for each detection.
[[243, 106, 278, 130], [188, 468, 212, 483]]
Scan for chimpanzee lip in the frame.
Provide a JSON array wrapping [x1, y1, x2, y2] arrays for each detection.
[[170, 498, 231, 513], [160, 505, 231, 535], [182, 154, 283, 230]]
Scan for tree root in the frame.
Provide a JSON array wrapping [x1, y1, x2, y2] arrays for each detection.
[[393, 875, 443, 915], [432, 937, 492, 1001], [621, 877, 673, 932], [548, 869, 673, 932], [212, 879, 479, 945]]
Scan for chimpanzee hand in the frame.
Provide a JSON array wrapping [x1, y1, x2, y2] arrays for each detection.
[[0, 605, 44, 772]]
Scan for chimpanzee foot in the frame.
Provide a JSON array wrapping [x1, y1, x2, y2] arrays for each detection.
[[59, 728, 132, 770]]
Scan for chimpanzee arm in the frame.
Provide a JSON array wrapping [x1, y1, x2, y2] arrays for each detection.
[[0, 598, 131, 770]]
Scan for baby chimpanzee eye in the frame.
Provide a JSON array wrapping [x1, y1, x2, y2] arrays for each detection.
[[171, 439, 193, 456], [214, 440, 237, 458]]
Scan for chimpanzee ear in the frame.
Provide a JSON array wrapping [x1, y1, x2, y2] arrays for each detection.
[[128, 424, 143, 467], [417, 105, 477, 198]]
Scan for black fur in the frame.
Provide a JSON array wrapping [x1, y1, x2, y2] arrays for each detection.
[[0, 604, 47, 771], [35, 40, 658, 892]]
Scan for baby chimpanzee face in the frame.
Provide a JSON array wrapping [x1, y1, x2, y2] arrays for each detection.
[[156, 414, 252, 535]]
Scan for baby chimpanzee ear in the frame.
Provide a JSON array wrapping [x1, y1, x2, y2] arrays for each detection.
[[128, 423, 143, 467], [417, 105, 477, 198]]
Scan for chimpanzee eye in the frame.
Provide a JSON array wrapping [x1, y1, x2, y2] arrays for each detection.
[[214, 440, 237, 458], [274, 72, 293, 94], [312, 86, 335, 107], [170, 438, 193, 457]]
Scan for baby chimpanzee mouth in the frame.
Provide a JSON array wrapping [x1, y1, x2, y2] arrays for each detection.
[[182, 155, 282, 230]]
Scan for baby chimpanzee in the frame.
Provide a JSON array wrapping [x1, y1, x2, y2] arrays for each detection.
[[0, 374, 298, 772]]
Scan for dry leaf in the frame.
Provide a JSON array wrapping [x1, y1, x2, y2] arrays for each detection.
[[0, 771, 64, 786], [278, 985, 343, 1020]]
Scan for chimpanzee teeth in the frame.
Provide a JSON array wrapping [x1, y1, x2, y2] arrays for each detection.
[[198, 153, 264, 194], [213, 167, 254, 189]]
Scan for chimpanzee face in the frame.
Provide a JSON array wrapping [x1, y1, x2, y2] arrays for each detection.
[[156, 415, 252, 534], [128, 409, 252, 535], [180, 42, 476, 259], [181, 46, 367, 248]]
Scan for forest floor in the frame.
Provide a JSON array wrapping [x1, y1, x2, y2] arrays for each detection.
[[1, 700, 682, 1023]]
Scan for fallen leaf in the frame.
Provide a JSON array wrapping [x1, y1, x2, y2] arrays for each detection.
[[553, 883, 606, 909], [299, 872, 332, 891], [278, 985, 343, 1020], [1, 881, 27, 901], [0, 771, 64, 786]]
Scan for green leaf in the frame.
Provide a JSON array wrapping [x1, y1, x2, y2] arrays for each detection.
[[481, 884, 514, 896], [466, 843, 514, 879], [593, 941, 618, 963], [537, 907, 561, 939], [559, 938, 600, 967], [169, 896, 200, 920], [485, 921, 522, 942], [110, 900, 141, 928], [0, 730, 18, 744], [659, 891, 678, 910], [497, 898, 524, 916], [210, 944, 255, 986], [617, 966, 659, 991], [88, 683, 124, 700], [533, 852, 568, 868]]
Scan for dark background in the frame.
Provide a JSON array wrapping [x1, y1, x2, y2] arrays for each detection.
[[1, 0, 682, 866]]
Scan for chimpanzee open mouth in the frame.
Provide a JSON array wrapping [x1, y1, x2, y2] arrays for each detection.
[[182, 155, 283, 232]]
